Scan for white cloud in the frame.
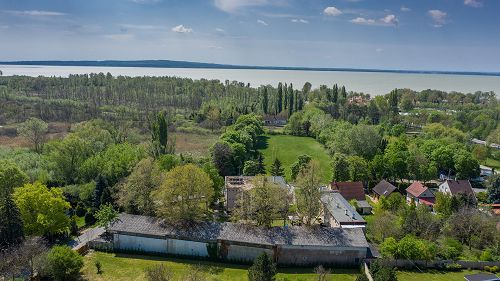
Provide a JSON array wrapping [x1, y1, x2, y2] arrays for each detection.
[[464, 0, 483, 7], [215, 28, 225, 32], [401, 6, 411, 12], [350, 14, 398, 26], [214, 0, 269, 13], [381, 14, 398, 26], [171, 24, 193, 33], [428, 9, 447, 27], [324, 6, 342, 16], [7, 10, 66, 16], [291, 19, 309, 24], [257, 19, 268, 26]]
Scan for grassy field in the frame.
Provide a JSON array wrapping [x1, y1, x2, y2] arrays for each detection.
[[173, 132, 219, 156], [483, 157, 500, 170], [257, 134, 331, 183], [397, 269, 482, 281], [82, 251, 359, 281]]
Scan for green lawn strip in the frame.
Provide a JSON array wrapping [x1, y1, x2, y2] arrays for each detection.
[[83, 251, 359, 281], [483, 158, 500, 170], [257, 134, 331, 183], [397, 269, 482, 281]]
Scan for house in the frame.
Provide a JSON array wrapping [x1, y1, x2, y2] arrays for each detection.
[[464, 273, 500, 281], [405, 181, 435, 208], [102, 213, 369, 267], [372, 180, 397, 199], [330, 181, 372, 214], [225, 176, 293, 211], [321, 191, 366, 229], [439, 180, 476, 201], [263, 115, 287, 127]]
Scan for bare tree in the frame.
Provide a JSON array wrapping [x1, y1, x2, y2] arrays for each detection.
[[17, 118, 48, 153], [314, 265, 331, 281]]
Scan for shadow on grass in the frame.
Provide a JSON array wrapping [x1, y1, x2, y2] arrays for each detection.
[[256, 135, 270, 150]]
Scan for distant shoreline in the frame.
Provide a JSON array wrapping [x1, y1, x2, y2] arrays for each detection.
[[1, 60, 500, 77]]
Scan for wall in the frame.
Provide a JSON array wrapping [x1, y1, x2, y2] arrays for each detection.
[[277, 245, 367, 267], [114, 234, 209, 257], [226, 188, 240, 211], [376, 259, 500, 270], [224, 243, 273, 263]]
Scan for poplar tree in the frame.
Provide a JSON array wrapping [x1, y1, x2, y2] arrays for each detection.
[[277, 83, 283, 114], [332, 84, 339, 103], [151, 111, 170, 157], [283, 83, 288, 110], [262, 87, 268, 114]]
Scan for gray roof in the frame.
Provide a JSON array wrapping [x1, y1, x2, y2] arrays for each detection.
[[356, 200, 371, 208], [373, 180, 397, 197], [464, 273, 500, 281], [320, 192, 366, 225], [109, 213, 369, 248]]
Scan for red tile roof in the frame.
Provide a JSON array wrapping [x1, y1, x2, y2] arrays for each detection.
[[406, 181, 431, 198], [418, 197, 435, 206], [331, 182, 365, 201]]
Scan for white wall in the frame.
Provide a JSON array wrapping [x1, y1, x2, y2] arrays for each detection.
[[114, 234, 209, 257], [226, 244, 273, 263]]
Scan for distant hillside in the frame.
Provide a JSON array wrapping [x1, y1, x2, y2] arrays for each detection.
[[1, 60, 499, 77]]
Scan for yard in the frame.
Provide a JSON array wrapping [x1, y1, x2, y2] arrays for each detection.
[[82, 251, 360, 281], [397, 269, 482, 281], [257, 134, 331, 183]]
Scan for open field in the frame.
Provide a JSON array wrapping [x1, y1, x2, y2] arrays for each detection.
[[483, 157, 500, 170], [257, 134, 331, 183], [397, 269, 482, 281], [173, 132, 219, 156], [82, 251, 359, 281]]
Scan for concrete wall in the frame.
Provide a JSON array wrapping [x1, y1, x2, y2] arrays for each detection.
[[225, 244, 273, 263], [277, 245, 367, 266], [114, 234, 209, 257]]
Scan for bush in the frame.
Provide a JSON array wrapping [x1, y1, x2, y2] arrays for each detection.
[[248, 252, 277, 281], [484, 265, 500, 273], [84, 211, 96, 225], [355, 274, 369, 281], [145, 264, 173, 281], [444, 263, 462, 271], [47, 246, 84, 281]]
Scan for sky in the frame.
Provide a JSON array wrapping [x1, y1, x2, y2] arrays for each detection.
[[0, 0, 499, 72]]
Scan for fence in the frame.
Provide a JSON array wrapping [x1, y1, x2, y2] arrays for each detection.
[[372, 259, 500, 270]]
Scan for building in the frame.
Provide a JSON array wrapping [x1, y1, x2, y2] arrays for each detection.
[[104, 213, 369, 267], [372, 180, 397, 199], [321, 191, 366, 229], [330, 181, 372, 214], [464, 273, 500, 281], [405, 181, 435, 208], [263, 115, 287, 127], [224, 176, 293, 211], [438, 180, 476, 201]]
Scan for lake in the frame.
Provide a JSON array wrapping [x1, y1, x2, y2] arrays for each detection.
[[1, 64, 500, 96]]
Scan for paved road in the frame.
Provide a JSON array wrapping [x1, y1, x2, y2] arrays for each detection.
[[68, 227, 105, 249]]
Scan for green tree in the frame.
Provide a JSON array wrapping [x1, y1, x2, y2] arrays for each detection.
[[290, 154, 312, 181], [248, 252, 277, 281], [454, 151, 480, 179], [47, 245, 84, 281], [211, 142, 235, 176], [0, 191, 24, 247], [17, 118, 48, 153], [331, 153, 350, 182], [472, 145, 489, 161], [296, 161, 322, 226], [243, 160, 260, 176], [0, 161, 29, 194], [487, 174, 500, 203], [152, 164, 213, 222], [277, 83, 283, 114], [151, 111, 173, 157], [347, 155, 369, 183], [270, 158, 284, 177], [94, 203, 119, 230], [262, 87, 269, 114], [13, 182, 71, 237]]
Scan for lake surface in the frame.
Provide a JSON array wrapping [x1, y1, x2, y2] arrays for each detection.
[[1, 64, 500, 96]]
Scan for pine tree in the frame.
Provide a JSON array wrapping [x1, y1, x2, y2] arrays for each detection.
[[389, 88, 399, 115], [294, 90, 299, 112], [0, 191, 24, 247], [93, 175, 107, 210], [100, 186, 113, 206], [341, 86, 347, 101], [257, 154, 266, 174], [248, 252, 277, 281], [270, 158, 284, 177], [332, 84, 339, 103]]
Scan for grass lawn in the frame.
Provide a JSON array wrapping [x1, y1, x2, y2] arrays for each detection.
[[83, 251, 360, 281], [173, 132, 219, 156], [483, 157, 500, 170], [397, 269, 482, 281], [257, 134, 331, 183]]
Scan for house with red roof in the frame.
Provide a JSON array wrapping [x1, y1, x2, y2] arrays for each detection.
[[405, 181, 435, 208], [330, 181, 372, 214]]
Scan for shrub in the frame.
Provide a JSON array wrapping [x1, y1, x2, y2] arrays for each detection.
[[145, 264, 173, 281], [484, 265, 500, 273], [248, 252, 277, 281], [95, 260, 102, 274], [84, 212, 96, 226], [444, 263, 462, 271], [47, 246, 84, 281]]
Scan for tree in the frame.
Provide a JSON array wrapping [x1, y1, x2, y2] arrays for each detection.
[[454, 151, 480, 179], [314, 265, 331, 281], [270, 158, 284, 177], [296, 161, 322, 226], [446, 208, 496, 250], [290, 154, 312, 181], [331, 153, 350, 182], [487, 174, 500, 203], [95, 203, 119, 230], [93, 174, 108, 209], [277, 83, 283, 114], [262, 87, 269, 114], [0, 160, 29, 194], [472, 145, 489, 161], [47, 245, 84, 281], [349, 125, 382, 159], [0, 237, 48, 279], [243, 160, 260, 176], [145, 264, 173, 281], [152, 164, 213, 222], [117, 158, 163, 215], [211, 142, 235, 176], [205, 107, 222, 132], [151, 111, 173, 157], [13, 183, 71, 238], [347, 155, 369, 183], [257, 153, 266, 174], [248, 252, 277, 281], [17, 118, 48, 153], [0, 191, 24, 248]]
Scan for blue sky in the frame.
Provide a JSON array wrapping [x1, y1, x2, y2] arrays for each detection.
[[0, 0, 499, 72]]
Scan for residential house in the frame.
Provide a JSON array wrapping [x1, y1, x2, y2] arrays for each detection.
[[320, 191, 366, 229], [224, 176, 293, 211], [464, 273, 500, 281], [438, 180, 476, 202], [372, 180, 397, 200], [405, 181, 435, 208], [101, 213, 369, 267], [330, 181, 372, 214]]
